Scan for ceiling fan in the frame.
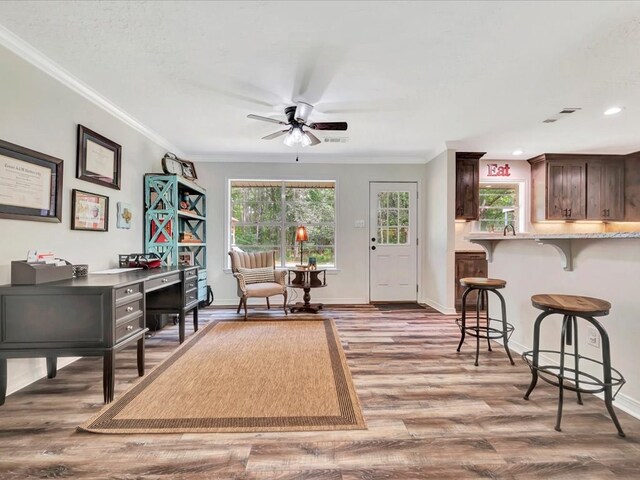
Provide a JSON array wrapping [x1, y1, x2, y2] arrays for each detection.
[[247, 102, 348, 147]]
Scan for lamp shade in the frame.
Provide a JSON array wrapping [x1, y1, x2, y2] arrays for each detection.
[[295, 225, 309, 242]]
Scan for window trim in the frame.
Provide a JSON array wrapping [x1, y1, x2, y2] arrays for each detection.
[[226, 177, 338, 269]]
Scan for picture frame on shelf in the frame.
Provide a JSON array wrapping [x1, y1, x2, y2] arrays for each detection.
[[71, 189, 109, 231], [77, 125, 122, 190], [179, 159, 197, 180], [178, 251, 194, 266], [0, 138, 63, 223]]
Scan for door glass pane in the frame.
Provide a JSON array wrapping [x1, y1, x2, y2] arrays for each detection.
[[377, 210, 387, 228], [399, 209, 409, 227], [399, 192, 409, 208], [388, 228, 398, 244], [388, 192, 398, 208], [388, 209, 398, 226], [378, 192, 388, 208], [399, 227, 408, 244]]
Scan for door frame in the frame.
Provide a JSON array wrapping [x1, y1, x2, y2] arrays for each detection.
[[368, 180, 421, 303]]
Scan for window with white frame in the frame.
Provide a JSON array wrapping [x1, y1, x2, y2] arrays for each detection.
[[477, 183, 520, 233], [230, 180, 336, 267]]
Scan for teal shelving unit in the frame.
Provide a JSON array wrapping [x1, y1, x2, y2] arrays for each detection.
[[144, 174, 208, 303]]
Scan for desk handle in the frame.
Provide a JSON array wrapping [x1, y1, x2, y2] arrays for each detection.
[[126, 325, 134, 331], [189, 295, 195, 300], [125, 288, 134, 294], [126, 306, 134, 312], [162, 278, 168, 283]]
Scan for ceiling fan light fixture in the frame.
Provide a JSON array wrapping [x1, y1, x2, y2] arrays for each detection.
[[294, 102, 314, 123], [301, 132, 313, 147], [283, 129, 296, 147]]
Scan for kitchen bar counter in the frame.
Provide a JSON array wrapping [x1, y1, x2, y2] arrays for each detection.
[[466, 232, 640, 270]]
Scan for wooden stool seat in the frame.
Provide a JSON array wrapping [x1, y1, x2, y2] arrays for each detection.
[[531, 294, 611, 317], [460, 277, 506, 289]]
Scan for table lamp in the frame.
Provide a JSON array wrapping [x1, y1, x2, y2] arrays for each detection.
[[295, 225, 309, 266]]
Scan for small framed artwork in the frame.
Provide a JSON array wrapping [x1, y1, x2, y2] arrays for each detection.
[[116, 201, 132, 229], [0, 138, 63, 223], [71, 189, 109, 231], [178, 251, 194, 266], [180, 159, 197, 181], [77, 125, 122, 190]]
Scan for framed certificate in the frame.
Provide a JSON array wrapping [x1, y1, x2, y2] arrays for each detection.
[[0, 139, 63, 223], [77, 125, 122, 190]]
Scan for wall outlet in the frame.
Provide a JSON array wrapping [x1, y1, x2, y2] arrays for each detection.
[[587, 327, 600, 348]]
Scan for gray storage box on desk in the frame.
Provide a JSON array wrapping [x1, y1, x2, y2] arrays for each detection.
[[11, 261, 74, 285]]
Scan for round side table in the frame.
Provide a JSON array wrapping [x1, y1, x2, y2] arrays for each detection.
[[287, 268, 326, 313]]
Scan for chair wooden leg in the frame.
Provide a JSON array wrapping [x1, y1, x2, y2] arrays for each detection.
[[283, 290, 288, 316], [237, 298, 243, 314], [266, 297, 271, 309], [243, 297, 248, 320]]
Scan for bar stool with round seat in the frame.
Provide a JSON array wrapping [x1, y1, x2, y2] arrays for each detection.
[[523, 294, 626, 437], [456, 277, 515, 367]]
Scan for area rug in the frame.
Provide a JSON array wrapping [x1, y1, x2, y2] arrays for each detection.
[[79, 319, 366, 433]]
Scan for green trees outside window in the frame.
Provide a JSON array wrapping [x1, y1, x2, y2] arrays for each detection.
[[478, 184, 519, 233], [231, 181, 336, 266]]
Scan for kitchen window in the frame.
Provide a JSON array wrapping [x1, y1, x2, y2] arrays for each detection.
[[477, 183, 521, 233], [229, 180, 336, 267]]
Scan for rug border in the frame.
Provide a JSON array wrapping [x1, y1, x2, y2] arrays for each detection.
[[78, 318, 366, 434]]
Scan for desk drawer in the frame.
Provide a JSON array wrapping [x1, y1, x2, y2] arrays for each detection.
[[184, 268, 198, 280], [115, 282, 143, 302], [115, 298, 144, 323], [146, 272, 180, 291], [115, 316, 143, 343], [184, 291, 198, 308], [184, 278, 198, 292]]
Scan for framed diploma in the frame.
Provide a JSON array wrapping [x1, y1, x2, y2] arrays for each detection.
[[0, 139, 63, 223], [77, 125, 121, 190], [71, 189, 109, 232]]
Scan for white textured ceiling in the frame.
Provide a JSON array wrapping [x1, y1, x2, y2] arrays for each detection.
[[1, 1, 640, 161]]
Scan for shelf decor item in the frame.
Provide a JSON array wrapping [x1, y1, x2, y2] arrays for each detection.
[[77, 125, 122, 190], [0, 138, 63, 223], [71, 189, 109, 232]]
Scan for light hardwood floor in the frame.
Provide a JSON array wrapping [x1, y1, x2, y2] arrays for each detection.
[[0, 305, 638, 479]]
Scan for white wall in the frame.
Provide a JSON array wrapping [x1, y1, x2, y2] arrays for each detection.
[[0, 45, 165, 395], [423, 150, 456, 313], [488, 239, 640, 418], [196, 161, 429, 306]]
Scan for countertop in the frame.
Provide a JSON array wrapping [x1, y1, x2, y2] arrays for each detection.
[[466, 232, 640, 240]]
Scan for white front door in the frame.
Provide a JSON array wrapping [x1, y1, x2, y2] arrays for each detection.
[[369, 182, 418, 302]]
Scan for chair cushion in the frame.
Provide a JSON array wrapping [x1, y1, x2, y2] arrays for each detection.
[[245, 282, 285, 297], [238, 266, 275, 284]]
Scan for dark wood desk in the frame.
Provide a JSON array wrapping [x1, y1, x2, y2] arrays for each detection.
[[0, 266, 198, 405]]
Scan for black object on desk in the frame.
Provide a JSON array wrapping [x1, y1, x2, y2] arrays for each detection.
[[0, 266, 198, 405]]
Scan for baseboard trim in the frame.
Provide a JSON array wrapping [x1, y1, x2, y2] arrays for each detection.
[[423, 298, 457, 315], [506, 339, 640, 420]]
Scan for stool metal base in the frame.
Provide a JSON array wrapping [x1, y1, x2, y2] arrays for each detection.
[[523, 310, 626, 438], [456, 285, 515, 367]]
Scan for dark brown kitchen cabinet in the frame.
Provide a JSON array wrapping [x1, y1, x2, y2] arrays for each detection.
[[455, 251, 487, 310], [586, 158, 625, 220], [530, 153, 627, 222], [455, 152, 485, 220]]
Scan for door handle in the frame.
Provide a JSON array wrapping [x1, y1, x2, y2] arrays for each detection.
[[568, 208, 572, 217], [371, 237, 376, 242], [371, 246, 376, 250]]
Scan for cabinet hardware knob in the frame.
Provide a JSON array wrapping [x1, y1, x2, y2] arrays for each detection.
[[568, 208, 572, 217], [371, 246, 376, 250], [126, 306, 134, 312], [126, 325, 134, 331], [189, 296, 195, 300], [162, 278, 168, 283], [125, 288, 133, 294]]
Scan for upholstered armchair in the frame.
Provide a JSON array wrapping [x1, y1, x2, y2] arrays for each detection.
[[228, 250, 288, 319]]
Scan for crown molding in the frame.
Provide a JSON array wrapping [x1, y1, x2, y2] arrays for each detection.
[[0, 24, 183, 155], [187, 152, 430, 164]]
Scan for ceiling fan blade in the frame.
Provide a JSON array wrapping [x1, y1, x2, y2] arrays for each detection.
[[262, 130, 289, 140], [247, 114, 288, 125], [308, 122, 348, 131], [305, 131, 321, 146]]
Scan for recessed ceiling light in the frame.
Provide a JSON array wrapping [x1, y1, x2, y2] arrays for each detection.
[[604, 106, 623, 116], [512, 149, 524, 156]]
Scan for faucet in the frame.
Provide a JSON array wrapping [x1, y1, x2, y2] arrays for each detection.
[[503, 224, 516, 236]]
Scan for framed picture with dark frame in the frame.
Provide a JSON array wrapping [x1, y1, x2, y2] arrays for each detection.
[[0, 138, 63, 223], [76, 125, 121, 190], [180, 159, 198, 181], [71, 189, 109, 231]]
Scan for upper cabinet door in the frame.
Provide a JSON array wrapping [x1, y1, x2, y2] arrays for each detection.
[[546, 160, 586, 220], [455, 152, 484, 220], [586, 159, 625, 220]]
